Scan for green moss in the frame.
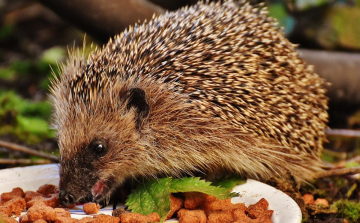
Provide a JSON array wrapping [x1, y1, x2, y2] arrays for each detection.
[[332, 199, 360, 223]]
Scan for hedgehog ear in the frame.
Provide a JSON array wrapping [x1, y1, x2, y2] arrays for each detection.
[[123, 88, 150, 129]]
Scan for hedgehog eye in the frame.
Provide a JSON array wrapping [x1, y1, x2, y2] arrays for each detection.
[[88, 140, 107, 155], [94, 144, 105, 154]]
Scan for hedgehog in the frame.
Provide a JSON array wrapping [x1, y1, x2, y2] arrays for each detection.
[[50, 0, 328, 206]]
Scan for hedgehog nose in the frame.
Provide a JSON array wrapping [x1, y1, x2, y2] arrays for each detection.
[[59, 190, 76, 206]]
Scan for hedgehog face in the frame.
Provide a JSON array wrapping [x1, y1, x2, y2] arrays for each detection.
[[57, 87, 151, 206]]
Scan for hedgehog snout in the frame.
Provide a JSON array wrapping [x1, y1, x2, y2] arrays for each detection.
[[59, 160, 100, 206], [59, 189, 94, 206]]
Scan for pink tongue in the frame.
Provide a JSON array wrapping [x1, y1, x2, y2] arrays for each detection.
[[91, 181, 104, 197]]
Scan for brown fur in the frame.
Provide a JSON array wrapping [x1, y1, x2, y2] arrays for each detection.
[[50, 0, 328, 204]]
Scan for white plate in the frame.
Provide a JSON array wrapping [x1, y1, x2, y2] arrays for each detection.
[[0, 164, 301, 223], [232, 179, 302, 223]]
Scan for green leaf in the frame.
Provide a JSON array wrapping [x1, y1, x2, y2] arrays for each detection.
[[211, 176, 246, 191], [126, 177, 245, 222], [126, 178, 172, 222], [170, 177, 234, 200]]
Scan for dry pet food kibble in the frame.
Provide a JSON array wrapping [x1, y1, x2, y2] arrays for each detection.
[[0, 184, 274, 222], [83, 202, 100, 214]]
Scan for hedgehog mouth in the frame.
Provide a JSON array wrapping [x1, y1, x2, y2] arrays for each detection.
[[90, 179, 113, 207]]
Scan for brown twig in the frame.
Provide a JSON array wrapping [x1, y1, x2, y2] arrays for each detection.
[[0, 158, 52, 165], [0, 140, 59, 162], [317, 167, 360, 178], [298, 49, 360, 105], [325, 129, 360, 138]]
